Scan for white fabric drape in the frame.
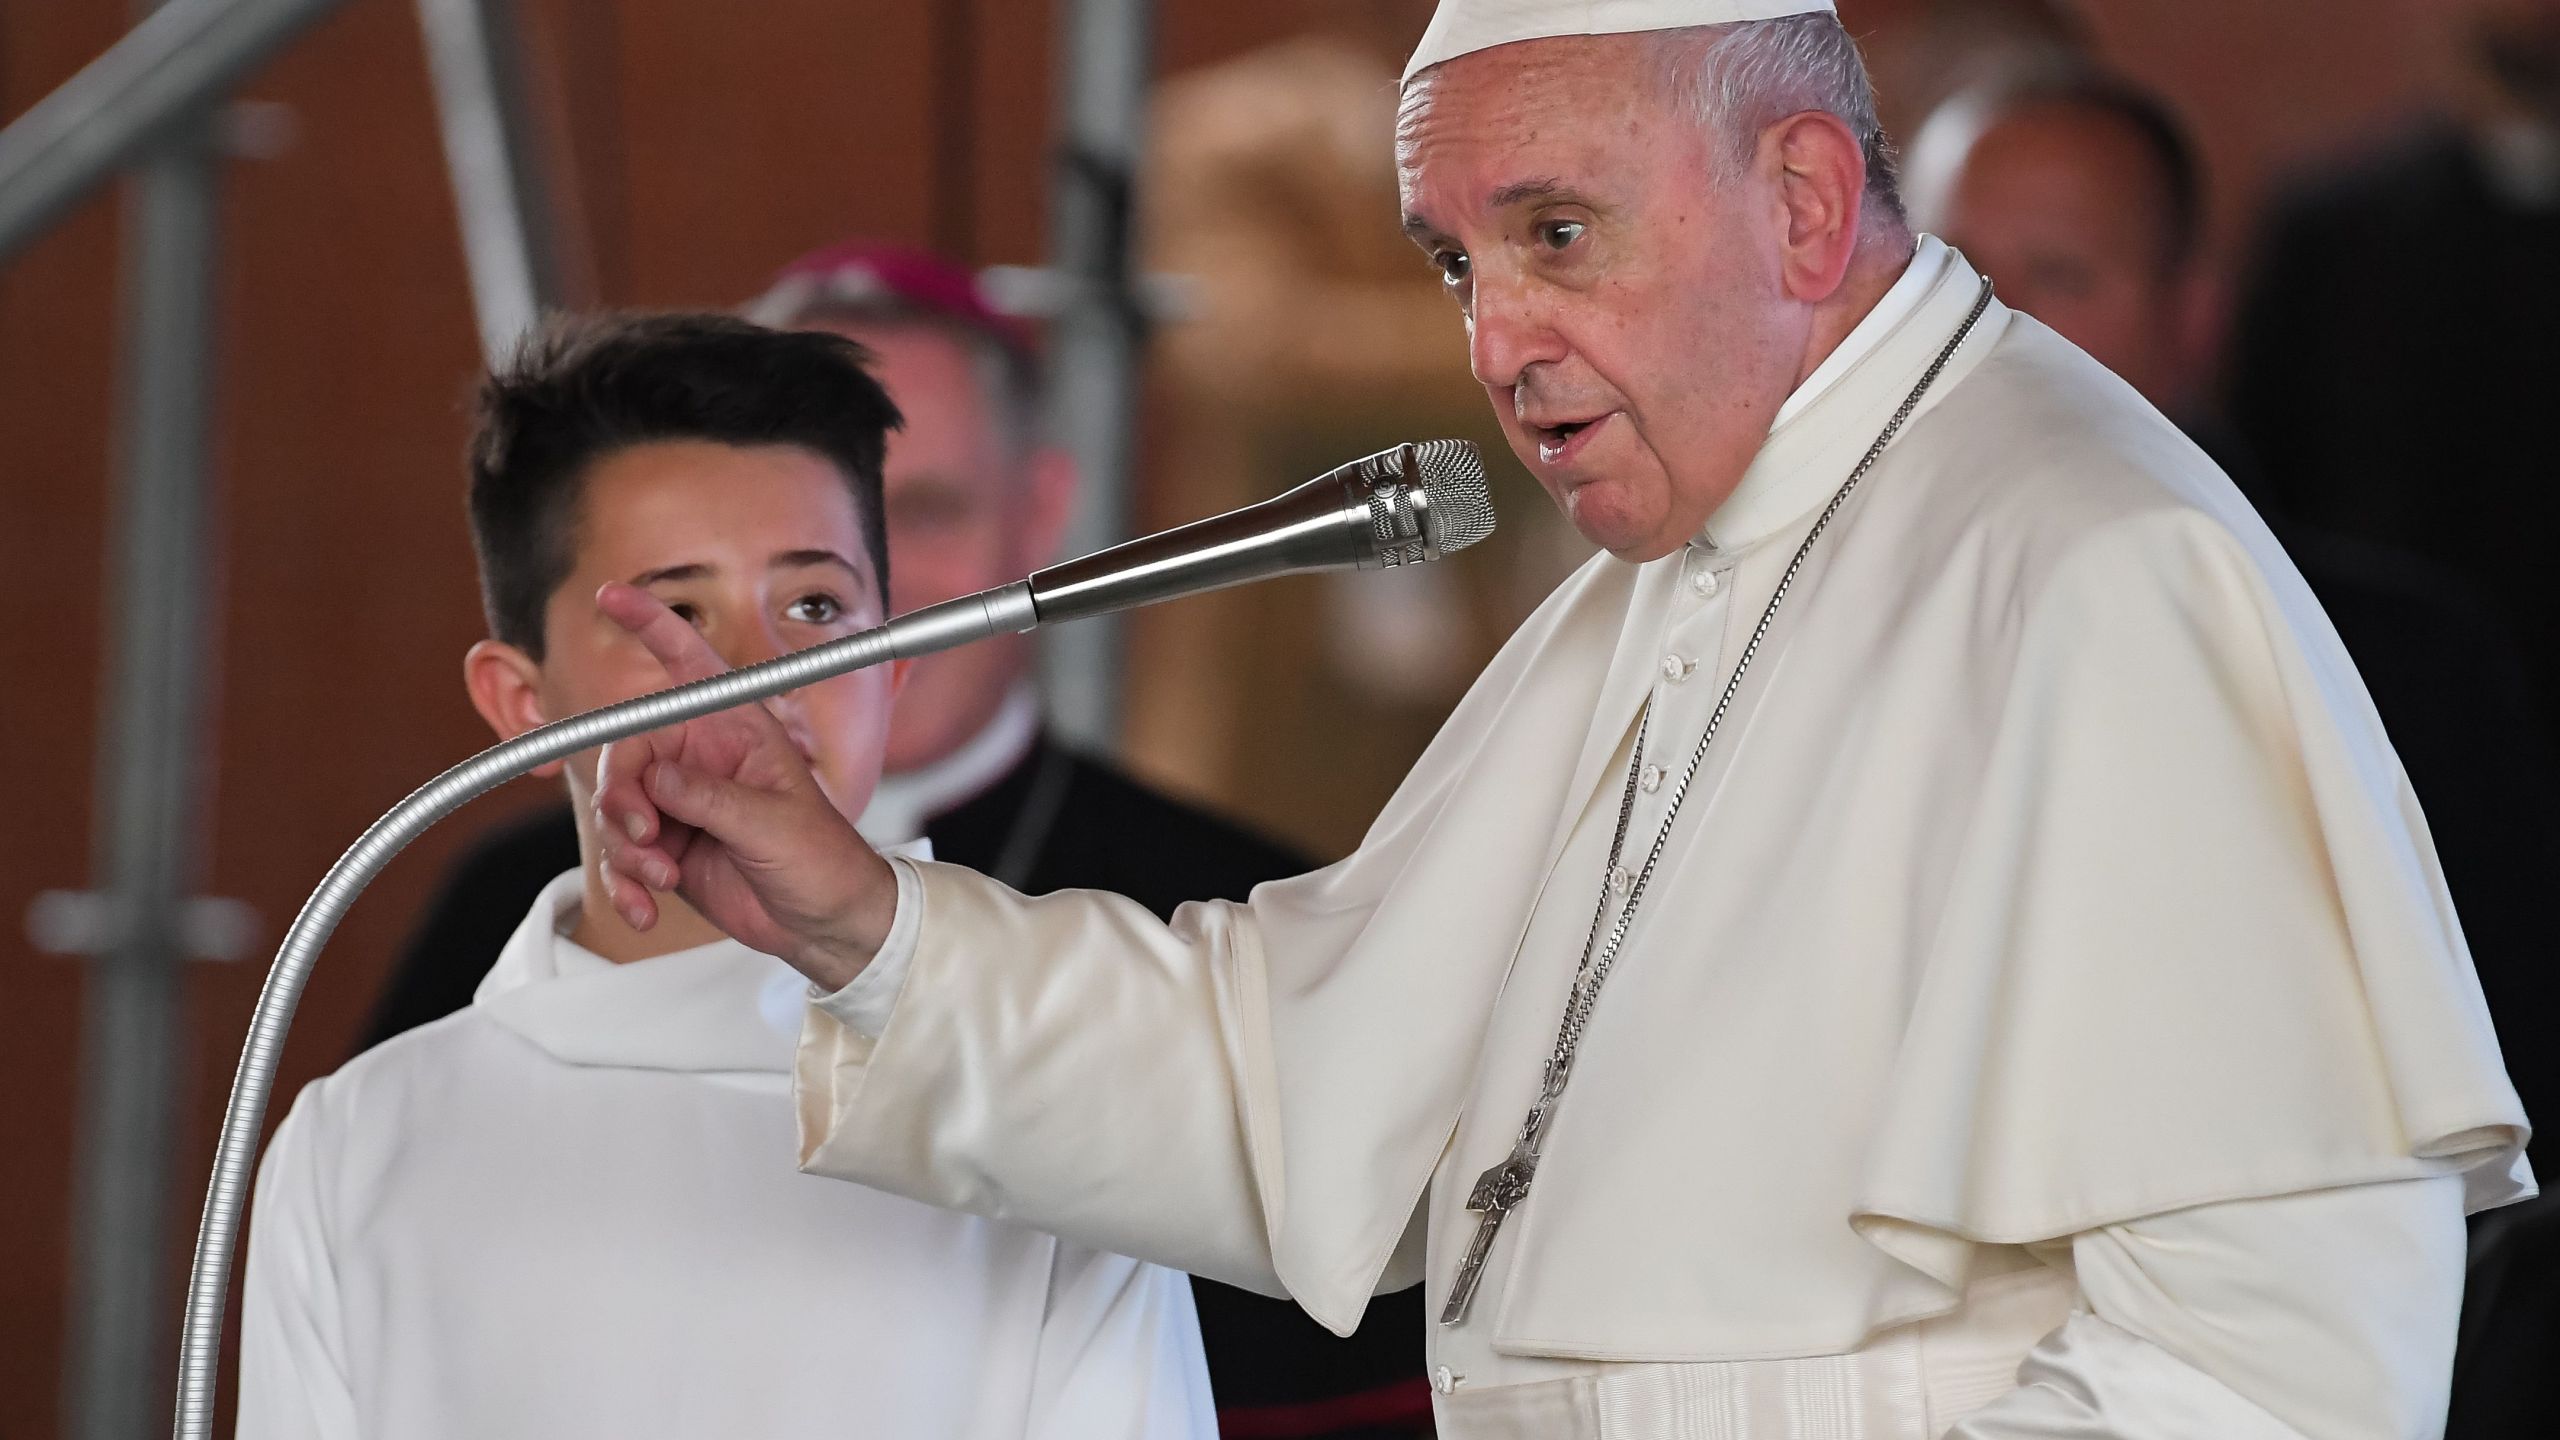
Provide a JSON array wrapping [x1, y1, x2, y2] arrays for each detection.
[[795, 245, 2530, 1433], [242, 869, 1215, 1440]]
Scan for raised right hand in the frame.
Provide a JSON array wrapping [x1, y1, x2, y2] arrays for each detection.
[[588, 582, 898, 990]]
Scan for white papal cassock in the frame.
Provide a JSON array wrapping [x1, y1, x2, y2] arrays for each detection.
[[795, 242, 2533, 1437], [240, 868, 1216, 1440]]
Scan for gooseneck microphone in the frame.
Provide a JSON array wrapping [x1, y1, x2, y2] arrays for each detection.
[[1034, 436, 1494, 622], [879, 436, 1494, 655], [171, 440, 1494, 1440]]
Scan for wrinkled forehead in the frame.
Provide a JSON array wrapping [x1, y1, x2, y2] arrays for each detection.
[[1396, 36, 1672, 226]]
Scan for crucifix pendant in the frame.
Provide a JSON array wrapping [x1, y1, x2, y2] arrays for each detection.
[[1439, 1148, 1539, 1325]]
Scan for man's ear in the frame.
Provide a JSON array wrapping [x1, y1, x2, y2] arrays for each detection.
[[462, 639, 564, 778], [1022, 445, 1081, 567], [1768, 109, 1868, 304]]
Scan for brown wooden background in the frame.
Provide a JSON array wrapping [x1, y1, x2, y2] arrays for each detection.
[[0, 0, 2467, 1431]]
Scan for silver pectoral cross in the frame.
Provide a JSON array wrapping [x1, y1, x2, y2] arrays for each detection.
[[1440, 1145, 1539, 1325]]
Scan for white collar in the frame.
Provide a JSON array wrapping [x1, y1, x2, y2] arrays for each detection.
[[856, 684, 1041, 847], [475, 844, 932, 1074], [1770, 234, 1950, 431], [1694, 236, 1975, 553]]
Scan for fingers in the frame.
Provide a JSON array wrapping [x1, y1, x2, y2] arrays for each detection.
[[594, 736, 660, 847], [645, 760, 783, 861], [597, 582, 731, 686], [595, 807, 682, 929], [598, 828, 686, 930], [593, 737, 682, 927], [596, 582, 796, 767], [598, 857, 659, 931]]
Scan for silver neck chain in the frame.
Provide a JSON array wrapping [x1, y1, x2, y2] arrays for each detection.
[[1510, 277, 1995, 1176]]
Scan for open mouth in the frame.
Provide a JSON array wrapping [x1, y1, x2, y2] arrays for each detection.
[[1533, 413, 1612, 466]]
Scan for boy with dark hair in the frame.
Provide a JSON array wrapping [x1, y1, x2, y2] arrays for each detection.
[[239, 312, 1215, 1439]]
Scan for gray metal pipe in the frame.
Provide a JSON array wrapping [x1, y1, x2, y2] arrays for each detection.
[[1036, 0, 1156, 752], [0, 0, 349, 263], [62, 74, 225, 1440], [415, 0, 570, 365]]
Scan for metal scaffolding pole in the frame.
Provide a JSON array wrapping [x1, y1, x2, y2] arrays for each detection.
[[58, 33, 225, 1439], [0, 0, 348, 263], [1037, 0, 1156, 751], [415, 0, 570, 363]]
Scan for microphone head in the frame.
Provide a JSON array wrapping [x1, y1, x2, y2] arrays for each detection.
[[1409, 439, 1495, 557], [1361, 439, 1496, 567], [1021, 439, 1499, 629]]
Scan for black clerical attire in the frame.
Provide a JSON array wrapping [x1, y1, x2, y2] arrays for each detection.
[[2282, 529, 2560, 1167], [2193, 421, 2560, 1179], [2228, 120, 2560, 741], [2449, 1194, 2560, 1439], [364, 730, 1434, 1439]]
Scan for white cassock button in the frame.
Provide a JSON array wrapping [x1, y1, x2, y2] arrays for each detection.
[[1609, 865, 1632, 897], [1691, 567, 1719, 597], [1432, 1365, 1460, 1394], [1661, 654, 1695, 682], [1640, 764, 1664, 793]]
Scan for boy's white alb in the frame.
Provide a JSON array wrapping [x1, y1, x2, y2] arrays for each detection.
[[237, 868, 1217, 1440], [1406, 0, 1835, 81]]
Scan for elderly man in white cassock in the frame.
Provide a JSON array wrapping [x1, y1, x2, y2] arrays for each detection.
[[586, 2, 2535, 1435]]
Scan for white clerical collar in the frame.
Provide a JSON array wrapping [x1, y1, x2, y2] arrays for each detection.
[[1695, 235, 1970, 553], [475, 844, 932, 1075], [1770, 234, 1949, 431], [856, 684, 1041, 847]]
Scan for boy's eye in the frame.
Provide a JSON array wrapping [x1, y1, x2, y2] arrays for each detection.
[[1536, 219, 1586, 251], [1433, 249, 1470, 286], [668, 602, 704, 628], [786, 593, 845, 625]]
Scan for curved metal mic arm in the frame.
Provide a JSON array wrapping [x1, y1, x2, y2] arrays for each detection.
[[171, 582, 1035, 1440]]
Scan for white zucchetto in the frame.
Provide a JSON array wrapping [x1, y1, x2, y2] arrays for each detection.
[[1406, 0, 1837, 82]]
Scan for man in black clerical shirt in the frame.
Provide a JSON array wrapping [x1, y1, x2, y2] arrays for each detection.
[[369, 245, 1433, 1439]]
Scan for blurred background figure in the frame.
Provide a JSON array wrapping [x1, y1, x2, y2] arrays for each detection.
[[1854, 0, 2093, 145], [1127, 0, 1587, 860], [1903, 67, 2217, 426], [2225, 0, 2560, 752], [1907, 61, 2560, 1179], [2454, 1190, 2560, 1437], [363, 245, 1434, 1439]]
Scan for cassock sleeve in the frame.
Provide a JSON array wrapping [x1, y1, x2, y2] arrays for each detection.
[[238, 1086, 361, 1440], [1948, 1174, 2467, 1439], [795, 552, 1685, 1336], [1028, 1245, 1219, 1440], [796, 863, 1292, 1294], [807, 854, 926, 1037]]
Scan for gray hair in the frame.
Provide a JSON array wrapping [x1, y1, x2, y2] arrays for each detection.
[[1647, 13, 1903, 217]]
